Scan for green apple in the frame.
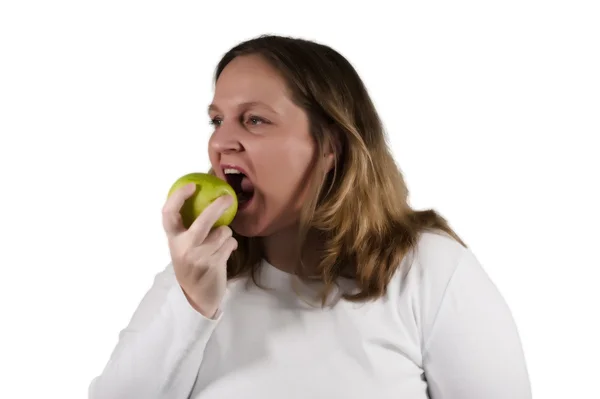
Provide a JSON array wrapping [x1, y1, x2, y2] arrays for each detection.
[[167, 172, 238, 229]]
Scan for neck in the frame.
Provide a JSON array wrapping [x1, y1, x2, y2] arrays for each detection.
[[261, 225, 321, 275]]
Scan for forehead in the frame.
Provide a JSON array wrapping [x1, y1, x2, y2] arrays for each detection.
[[212, 55, 291, 108]]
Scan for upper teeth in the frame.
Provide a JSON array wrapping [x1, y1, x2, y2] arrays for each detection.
[[224, 168, 242, 175]]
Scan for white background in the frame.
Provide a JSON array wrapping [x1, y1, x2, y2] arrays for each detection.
[[1, 1, 598, 398]]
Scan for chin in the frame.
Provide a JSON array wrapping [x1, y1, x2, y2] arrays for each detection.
[[230, 213, 289, 238], [230, 216, 268, 238], [231, 213, 299, 239]]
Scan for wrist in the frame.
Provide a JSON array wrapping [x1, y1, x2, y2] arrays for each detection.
[[180, 285, 219, 319]]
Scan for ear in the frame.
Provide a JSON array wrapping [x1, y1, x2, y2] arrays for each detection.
[[323, 127, 341, 173], [324, 151, 335, 172]]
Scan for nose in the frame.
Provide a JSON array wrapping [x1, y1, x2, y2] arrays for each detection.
[[209, 123, 244, 154]]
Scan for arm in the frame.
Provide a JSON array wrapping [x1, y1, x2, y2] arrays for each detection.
[[88, 264, 222, 399], [422, 248, 532, 399]]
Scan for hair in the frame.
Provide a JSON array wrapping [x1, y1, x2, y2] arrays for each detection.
[[212, 34, 467, 304]]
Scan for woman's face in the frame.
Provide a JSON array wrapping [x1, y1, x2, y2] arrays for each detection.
[[208, 54, 319, 237]]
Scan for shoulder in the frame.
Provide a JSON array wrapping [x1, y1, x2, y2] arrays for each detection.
[[407, 230, 493, 296], [393, 230, 493, 342], [404, 233, 531, 397], [401, 230, 470, 288]]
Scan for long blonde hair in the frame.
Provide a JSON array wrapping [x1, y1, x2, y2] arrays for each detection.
[[213, 35, 466, 303]]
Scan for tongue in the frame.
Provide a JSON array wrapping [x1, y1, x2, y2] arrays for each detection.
[[241, 176, 254, 193]]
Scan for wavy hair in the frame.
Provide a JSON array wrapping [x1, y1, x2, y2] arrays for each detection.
[[210, 34, 467, 304]]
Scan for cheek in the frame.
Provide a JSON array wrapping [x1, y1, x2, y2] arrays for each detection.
[[258, 140, 316, 208]]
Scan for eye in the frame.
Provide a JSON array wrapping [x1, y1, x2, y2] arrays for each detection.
[[247, 115, 268, 126], [209, 117, 222, 127]]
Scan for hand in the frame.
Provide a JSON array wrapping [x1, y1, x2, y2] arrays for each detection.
[[162, 183, 237, 318]]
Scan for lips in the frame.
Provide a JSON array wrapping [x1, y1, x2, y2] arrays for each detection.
[[221, 164, 255, 207]]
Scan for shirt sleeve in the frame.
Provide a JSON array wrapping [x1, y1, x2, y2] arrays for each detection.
[[422, 248, 532, 399], [88, 263, 222, 399]]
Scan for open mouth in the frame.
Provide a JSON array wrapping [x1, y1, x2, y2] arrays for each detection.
[[223, 168, 255, 208]]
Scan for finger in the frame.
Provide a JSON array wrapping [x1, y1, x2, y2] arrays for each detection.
[[187, 194, 234, 242], [162, 183, 196, 236], [190, 225, 232, 256], [211, 236, 238, 266]]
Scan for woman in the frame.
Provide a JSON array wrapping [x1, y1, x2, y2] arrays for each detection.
[[89, 35, 531, 399]]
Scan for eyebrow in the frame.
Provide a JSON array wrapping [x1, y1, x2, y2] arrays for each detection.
[[207, 101, 278, 115]]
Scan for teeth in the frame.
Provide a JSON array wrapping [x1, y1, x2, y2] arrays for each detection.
[[224, 168, 242, 175]]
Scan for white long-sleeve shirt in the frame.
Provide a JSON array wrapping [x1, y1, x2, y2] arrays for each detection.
[[89, 231, 531, 399]]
